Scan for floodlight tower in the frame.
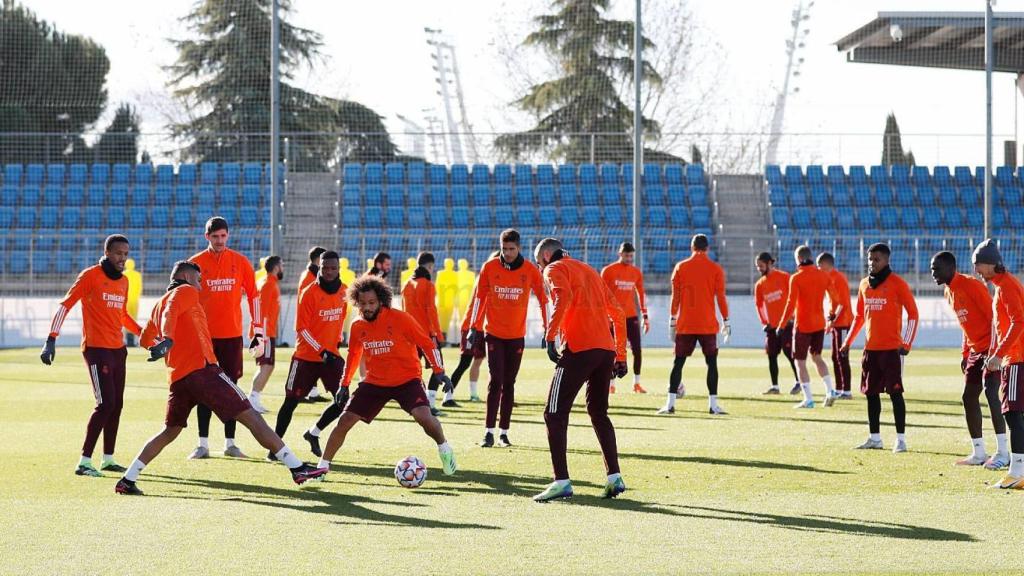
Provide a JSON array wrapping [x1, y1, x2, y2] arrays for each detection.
[[396, 114, 427, 159], [765, 0, 814, 166], [425, 28, 479, 164]]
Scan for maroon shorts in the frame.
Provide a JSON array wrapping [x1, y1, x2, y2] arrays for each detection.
[[964, 351, 987, 389], [765, 323, 793, 356], [213, 336, 244, 381], [255, 337, 277, 366], [284, 356, 343, 399], [1000, 363, 1024, 414], [460, 330, 486, 359], [674, 334, 717, 358], [82, 346, 128, 407], [165, 364, 252, 428], [792, 330, 825, 360], [344, 379, 430, 424], [860, 349, 904, 395]]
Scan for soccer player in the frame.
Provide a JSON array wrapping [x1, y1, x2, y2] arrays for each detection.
[[401, 252, 448, 415], [297, 246, 327, 402], [841, 243, 918, 453], [601, 242, 649, 394], [187, 216, 263, 459], [315, 275, 457, 477], [114, 261, 325, 495], [450, 253, 500, 403], [368, 251, 392, 278], [248, 255, 282, 414], [468, 229, 549, 447], [41, 234, 142, 477], [753, 252, 799, 395], [272, 251, 348, 459], [660, 234, 730, 416], [531, 237, 627, 502], [931, 251, 1008, 468], [970, 240, 1024, 488], [818, 252, 854, 399], [777, 245, 841, 408]]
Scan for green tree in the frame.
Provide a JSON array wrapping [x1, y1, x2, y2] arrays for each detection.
[[495, 0, 662, 163], [0, 3, 109, 164], [881, 112, 914, 166], [167, 0, 395, 171], [94, 103, 141, 164]]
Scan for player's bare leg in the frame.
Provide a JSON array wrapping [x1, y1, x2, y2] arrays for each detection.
[[115, 426, 183, 495], [410, 405, 457, 475], [811, 353, 837, 406]]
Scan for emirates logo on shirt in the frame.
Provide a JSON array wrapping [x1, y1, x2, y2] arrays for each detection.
[[864, 297, 888, 312], [614, 280, 635, 291], [764, 289, 784, 303], [364, 339, 395, 355], [206, 278, 236, 292], [319, 307, 345, 322], [956, 308, 969, 324], [102, 292, 126, 309], [494, 286, 525, 300]]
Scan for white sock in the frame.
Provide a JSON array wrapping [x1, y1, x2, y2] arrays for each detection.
[[996, 433, 1009, 455], [307, 425, 322, 438], [633, 374, 641, 385], [709, 395, 719, 410], [78, 455, 92, 467], [554, 478, 571, 487], [971, 437, 986, 458], [801, 382, 813, 402], [469, 381, 478, 396], [444, 390, 454, 402], [102, 453, 114, 464], [665, 393, 676, 409], [275, 446, 302, 469], [198, 437, 209, 449], [607, 472, 622, 483], [124, 458, 146, 482], [438, 441, 452, 453], [896, 433, 906, 444], [1009, 453, 1024, 477], [250, 390, 261, 401], [486, 427, 496, 435], [428, 389, 437, 407], [499, 428, 508, 436], [317, 458, 330, 469], [823, 375, 835, 395], [225, 438, 236, 449], [870, 432, 881, 442]]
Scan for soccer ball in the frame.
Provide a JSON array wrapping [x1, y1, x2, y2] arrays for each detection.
[[394, 456, 427, 488]]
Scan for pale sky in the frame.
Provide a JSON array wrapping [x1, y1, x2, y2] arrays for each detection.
[[22, 0, 1024, 168]]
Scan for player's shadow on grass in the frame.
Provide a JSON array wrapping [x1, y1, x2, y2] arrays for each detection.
[[142, 473, 500, 531], [371, 414, 664, 432], [753, 414, 961, 430]]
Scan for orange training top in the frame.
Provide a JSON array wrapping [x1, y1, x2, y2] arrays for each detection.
[[754, 268, 789, 327], [50, 265, 141, 350], [828, 269, 854, 328], [601, 261, 647, 318], [543, 257, 626, 360], [469, 258, 549, 340], [189, 247, 260, 339], [461, 282, 479, 332], [140, 285, 219, 384], [778, 263, 839, 333], [251, 274, 281, 339], [297, 268, 316, 297], [844, 271, 919, 352], [342, 306, 443, 388], [944, 272, 993, 358], [670, 252, 729, 334], [990, 271, 1024, 364], [295, 281, 347, 363], [402, 275, 443, 340]]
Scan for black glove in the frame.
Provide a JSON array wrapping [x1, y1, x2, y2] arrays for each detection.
[[774, 327, 785, 339], [248, 334, 263, 351], [148, 338, 174, 362], [960, 357, 968, 374], [546, 340, 561, 364], [467, 328, 483, 349], [321, 350, 344, 370], [334, 386, 350, 408], [899, 347, 910, 356], [613, 360, 628, 379], [40, 336, 56, 365], [437, 373, 454, 394], [763, 325, 774, 334]]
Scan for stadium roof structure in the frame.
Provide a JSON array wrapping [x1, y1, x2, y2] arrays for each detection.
[[836, 11, 1024, 74]]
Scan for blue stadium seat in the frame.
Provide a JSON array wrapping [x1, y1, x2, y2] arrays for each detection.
[[85, 164, 108, 186], [692, 206, 712, 228], [142, 184, 162, 206], [999, 186, 1022, 207], [340, 208, 360, 229], [199, 163, 219, 185], [559, 205, 579, 227], [1009, 207, 1024, 229], [25, 164, 44, 185], [826, 165, 845, 186], [579, 205, 600, 226], [495, 185, 514, 207], [689, 185, 709, 207], [922, 210, 942, 229], [645, 206, 667, 227], [599, 163, 619, 186], [153, 205, 174, 228], [579, 183, 599, 205], [134, 163, 153, 186], [805, 165, 824, 185], [601, 185, 622, 207], [471, 164, 490, 187], [879, 209, 899, 229], [965, 208, 983, 229], [771, 206, 790, 228], [153, 164, 173, 186], [364, 163, 384, 184], [874, 184, 894, 205], [215, 204, 237, 225], [515, 184, 534, 206], [407, 184, 425, 207], [126, 206, 147, 228], [407, 162, 426, 184], [536, 164, 555, 185], [222, 163, 241, 185], [450, 184, 469, 206], [992, 207, 1007, 230], [937, 186, 957, 206], [537, 184, 556, 206], [342, 163, 362, 184], [3, 164, 23, 185], [916, 186, 936, 206], [890, 164, 909, 185], [855, 207, 877, 228], [959, 186, 981, 207], [513, 163, 533, 185], [449, 164, 468, 185], [517, 206, 537, 227], [364, 184, 384, 207], [427, 164, 447, 184], [578, 163, 598, 185], [784, 165, 803, 186], [385, 185, 404, 207], [666, 184, 686, 207], [472, 206, 491, 228], [110, 163, 130, 185], [492, 164, 512, 185], [788, 185, 807, 207], [668, 205, 690, 228], [494, 206, 514, 226], [809, 184, 828, 207], [42, 184, 62, 206], [643, 164, 662, 186], [474, 183, 494, 207], [557, 164, 576, 187], [900, 208, 920, 228], [911, 166, 931, 188], [451, 206, 469, 228], [241, 184, 260, 206], [555, 184, 577, 207], [660, 164, 682, 186], [46, 164, 65, 184], [932, 165, 952, 186], [869, 165, 888, 186], [941, 208, 962, 229], [363, 206, 382, 227], [954, 166, 973, 187], [427, 205, 448, 227], [61, 206, 80, 229], [831, 184, 850, 206], [177, 163, 197, 185], [407, 209, 425, 229], [811, 207, 833, 230], [39, 206, 58, 228], [20, 185, 39, 206], [339, 184, 360, 208], [62, 184, 83, 206], [0, 184, 17, 207], [106, 206, 126, 229], [641, 185, 663, 207], [427, 184, 446, 207], [385, 162, 405, 184], [650, 250, 670, 274], [175, 184, 194, 207], [537, 206, 556, 228], [765, 165, 783, 186], [686, 164, 705, 186], [837, 209, 855, 230], [996, 165, 1015, 187], [603, 203, 624, 225], [768, 185, 786, 207], [172, 206, 193, 227], [848, 165, 867, 185]]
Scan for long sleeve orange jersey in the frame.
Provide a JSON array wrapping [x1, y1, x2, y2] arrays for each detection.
[[778, 264, 840, 333], [944, 273, 993, 358], [297, 268, 316, 297], [845, 271, 919, 352], [670, 252, 729, 334], [754, 269, 789, 327], [342, 307, 443, 388], [249, 274, 281, 339], [49, 265, 142, 350], [140, 285, 219, 384], [469, 258, 549, 340], [189, 247, 260, 339], [461, 282, 480, 332], [543, 257, 626, 360], [294, 281, 347, 362], [402, 275, 443, 340], [600, 262, 647, 319], [990, 272, 1024, 364], [828, 269, 854, 327]]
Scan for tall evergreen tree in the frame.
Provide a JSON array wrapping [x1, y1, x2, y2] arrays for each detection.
[[167, 0, 395, 170], [496, 0, 662, 163], [881, 112, 914, 166], [95, 103, 141, 164]]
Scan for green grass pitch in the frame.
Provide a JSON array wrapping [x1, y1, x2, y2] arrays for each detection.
[[1, 346, 1022, 575]]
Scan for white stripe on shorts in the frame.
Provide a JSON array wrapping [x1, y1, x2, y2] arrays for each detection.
[[286, 360, 298, 391], [89, 364, 103, 406], [218, 371, 248, 400], [548, 367, 564, 413]]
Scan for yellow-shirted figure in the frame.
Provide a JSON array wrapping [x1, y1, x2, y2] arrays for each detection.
[[339, 257, 357, 345], [123, 258, 143, 347], [255, 256, 268, 285], [400, 257, 417, 287], [436, 257, 459, 341], [455, 258, 477, 327]]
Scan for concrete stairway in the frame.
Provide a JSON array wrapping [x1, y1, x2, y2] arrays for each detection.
[[712, 174, 776, 294]]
